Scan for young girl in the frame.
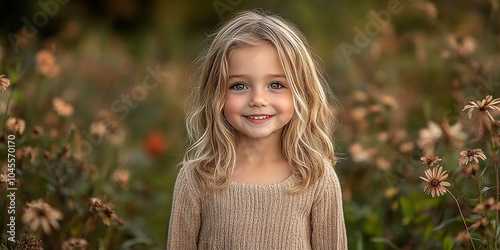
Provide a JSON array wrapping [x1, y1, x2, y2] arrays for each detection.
[[167, 10, 347, 249]]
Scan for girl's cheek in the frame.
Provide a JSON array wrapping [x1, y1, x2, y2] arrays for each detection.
[[276, 95, 294, 107], [224, 96, 243, 113], [225, 96, 238, 106]]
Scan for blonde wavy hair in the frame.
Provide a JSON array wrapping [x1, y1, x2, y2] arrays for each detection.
[[180, 9, 338, 195]]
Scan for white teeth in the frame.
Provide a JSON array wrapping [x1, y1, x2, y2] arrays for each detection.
[[248, 115, 270, 120]]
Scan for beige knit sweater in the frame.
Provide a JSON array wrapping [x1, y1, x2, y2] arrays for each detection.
[[166, 163, 347, 249]]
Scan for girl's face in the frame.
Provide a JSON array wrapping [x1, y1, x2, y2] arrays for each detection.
[[223, 43, 294, 141]]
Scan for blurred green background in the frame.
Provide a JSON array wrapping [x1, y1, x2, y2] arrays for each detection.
[[1, 0, 500, 249]]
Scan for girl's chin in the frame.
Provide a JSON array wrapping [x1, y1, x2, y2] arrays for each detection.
[[235, 130, 283, 140]]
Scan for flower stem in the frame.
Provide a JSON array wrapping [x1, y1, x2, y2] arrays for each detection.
[[473, 176, 482, 203], [445, 187, 476, 250], [491, 132, 499, 246], [494, 152, 499, 246], [0, 90, 13, 135]]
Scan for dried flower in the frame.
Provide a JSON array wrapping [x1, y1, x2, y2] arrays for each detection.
[[92, 112, 120, 144], [32, 125, 44, 138], [105, 120, 119, 136], [351, 107, 367, 121], [17, 146, 38, 163], [470, 216, 488, 229], [90, 121, 107, 137], [424, 2, 438, 18], [42, 151, 53, 161], [113, 169, 130, 188], [456, 231, 471, 243], [462, 95, 500, 122], [0, 172, 7, 190], [376, 157, 391, 171], [448, 35, 476, 57], [59, 20, 82, 40], [473, 197, 500, 213], [49, 128, 59, 138], [399, 142, 414, 153], [417, 121, 442, 155], [352, 91, 368, 102], [377, 131, 389, 143], [420, 166, 451, 197], [88, 197, 124, 226], [13, 229, 43, 250], [53, 98, 74, 117], [349, 142, 377, 163], [368, 104, 382, 113], [0, 74, 10, 92], [441, 120, 467, 148], [6, 117, 26, 134], [22, 199, 63, 234], [36, 50, 60, 78], [420, 155, 442, 166], [417, 120, 467, 155], [61, 238, 88, 250], [458, 148, 486, 166], [461, 163, 480, 177], [394, 129, 408, 143], [380, 95, 398, 108]]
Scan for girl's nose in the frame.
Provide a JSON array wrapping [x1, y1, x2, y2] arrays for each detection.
[[249, 88, 268, 107]]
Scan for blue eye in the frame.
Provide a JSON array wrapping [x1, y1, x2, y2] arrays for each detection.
[[269, 82, 284, 89], [230, 83, 247, 90]]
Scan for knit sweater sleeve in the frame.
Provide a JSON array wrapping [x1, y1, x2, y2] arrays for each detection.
[[166, 165, 201, 250], [310, 165, 348, 249]]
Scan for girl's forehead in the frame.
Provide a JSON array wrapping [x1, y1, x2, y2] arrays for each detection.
[[228, 41, 274, 56], [229, 43, 275, 57], [227, 44, 286, 76]]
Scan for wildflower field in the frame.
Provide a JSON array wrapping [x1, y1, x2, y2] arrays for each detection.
[[1, 0, 500, 249]]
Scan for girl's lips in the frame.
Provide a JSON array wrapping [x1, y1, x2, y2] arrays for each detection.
[[244, 115, 274, 124]]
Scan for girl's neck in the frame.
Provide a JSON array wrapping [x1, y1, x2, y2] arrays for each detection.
[[235, 134, 284, 166]]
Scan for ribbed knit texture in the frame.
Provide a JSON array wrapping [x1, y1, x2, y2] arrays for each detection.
[[166, 163, 347, 249]]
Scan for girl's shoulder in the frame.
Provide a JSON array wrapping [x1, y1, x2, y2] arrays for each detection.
[[174, 162, 201, 192], [309, 159, 343, 201], [321, 159, 339, 179], [177, 162, 194, 176], [315, 159, 342, 190]]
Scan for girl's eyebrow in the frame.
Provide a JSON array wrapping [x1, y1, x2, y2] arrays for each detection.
[[228, 74, 287, 79]]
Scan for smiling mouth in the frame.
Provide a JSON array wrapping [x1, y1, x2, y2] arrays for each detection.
[[245, 115, 273, 120]]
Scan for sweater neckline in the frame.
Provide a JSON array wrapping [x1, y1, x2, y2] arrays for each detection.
[[229, 173, 294, 188]]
